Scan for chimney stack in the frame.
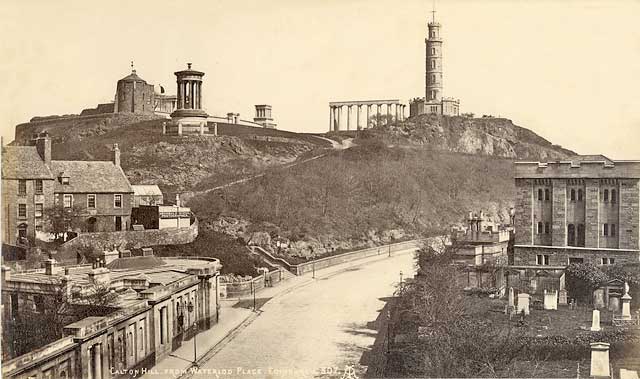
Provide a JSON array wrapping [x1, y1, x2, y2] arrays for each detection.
[[112, 143, 121, 167], [35, 131, 52, 167]]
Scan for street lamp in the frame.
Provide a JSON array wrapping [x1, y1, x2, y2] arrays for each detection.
[[187, 301, 197, 367]]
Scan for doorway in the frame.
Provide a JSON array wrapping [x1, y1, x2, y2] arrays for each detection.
[[115, 216, 122, 231]]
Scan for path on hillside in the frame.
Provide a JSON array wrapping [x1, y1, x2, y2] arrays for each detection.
[[183, 136, 355, 202], [192, 249, 414, 379]]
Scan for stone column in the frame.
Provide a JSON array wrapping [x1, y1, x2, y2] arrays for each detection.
[[329, 106, 333, 132], [357, 105, 361, 130], [366, 105, 370, 128], [177, 122, 183, 136], [93, 344, 102, 379], [622, 292, 632, 319], [198, 82, 203, 110], [387, 103, 391, 124], [213, 122, 218, 136], [336, 106, 341, 131], [590, 342, 610, 378], [162, 122, 166, 135], [394, 104, 398, 122], [176, 81, 183, 109], [376, 104, 380, 127], [347, 105, 351, 131]]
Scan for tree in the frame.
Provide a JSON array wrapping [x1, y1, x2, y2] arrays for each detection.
[[43, 204, 85, 240], [3, 278, 118, 358]]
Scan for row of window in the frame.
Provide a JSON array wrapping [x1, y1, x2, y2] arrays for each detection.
[[17, 179, 44, 196], [62, 194, 123, 209], [536, 188, 618, 203], [537, 255, 616, 266], [536, 222, 616, 237], [17, 203, 43, 218]]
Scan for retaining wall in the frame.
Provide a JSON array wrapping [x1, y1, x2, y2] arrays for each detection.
[[57, 219, 198, 262]]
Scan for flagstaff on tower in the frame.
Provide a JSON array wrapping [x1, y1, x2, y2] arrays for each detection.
[[409, 3, 460, 117]]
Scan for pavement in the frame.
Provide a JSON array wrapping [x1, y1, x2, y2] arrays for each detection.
[[141, 247, 416, 379]]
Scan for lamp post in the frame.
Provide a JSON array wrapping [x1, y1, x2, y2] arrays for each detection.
[[187, 301, 197, 367], [399, 271, 403, 293], [388, 243, 391, 257], [311, 247, 316, 279]]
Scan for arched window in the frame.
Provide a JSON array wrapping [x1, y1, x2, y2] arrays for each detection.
[[431, 60, 436, 69], [537, 222, 543, 234], [545, 189, 550, 201], [538, 189, 543, 201], [544, 222, 550, 234], [570, 189, 576, 201], [578, 189, 583, 201], [611, 189, 617, 204], [604, 189, 609, 202], [431, 74, 436, 83]]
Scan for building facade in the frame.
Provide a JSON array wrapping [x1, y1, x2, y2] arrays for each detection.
[[513, 155, 640, 267], [409, 13, 460, 117], [1, 254, 221, 379], [1, 133, 134, 246], [1, 134, 55, 245]]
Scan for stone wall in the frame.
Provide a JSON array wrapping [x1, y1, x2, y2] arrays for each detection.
[[514, 245, 640, 266], [220, 269, 283, 299], [57, 218, 198, 262]]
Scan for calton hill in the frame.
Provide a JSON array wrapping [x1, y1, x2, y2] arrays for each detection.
[[7, 111, 640, 377]]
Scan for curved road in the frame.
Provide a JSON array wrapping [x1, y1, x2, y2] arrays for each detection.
[[194, 251, 415, 379]]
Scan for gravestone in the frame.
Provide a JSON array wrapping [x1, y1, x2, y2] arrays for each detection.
[[593, 288, 605, 309], [590, 342, 610, 378], [558, 289, 568, 305], [590, 309, 601, 332], [609, 295, 620, 312], [621, 281, 633, 320], [517, 293, 530, 315], [543, 290, 558, 310]]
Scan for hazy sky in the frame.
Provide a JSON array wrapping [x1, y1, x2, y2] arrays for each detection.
[[1, 0, 639, 159]]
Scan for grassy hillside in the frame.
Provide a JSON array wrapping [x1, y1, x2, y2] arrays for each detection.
[[188, 139, 515, 258]]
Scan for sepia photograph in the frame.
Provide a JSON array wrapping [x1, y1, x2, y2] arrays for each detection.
[[0, 0, 639, 378]]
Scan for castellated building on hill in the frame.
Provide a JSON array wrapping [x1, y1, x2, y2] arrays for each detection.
[[513, 155, 640, 267], [409, 13, 460, 117]]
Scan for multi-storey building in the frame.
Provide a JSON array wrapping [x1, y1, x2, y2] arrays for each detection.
[[513, 155, 640, 267], [1, 133, 55, 245], [1, 132, 133, 245], [1, 252, 222, 379]]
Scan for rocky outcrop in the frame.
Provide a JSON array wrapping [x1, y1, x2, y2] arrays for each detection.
[[384, 114, 574, 160]]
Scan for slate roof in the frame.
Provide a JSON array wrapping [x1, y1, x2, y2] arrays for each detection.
[[50, 161, 132, 193], [1, 146, 53, 179], [132, 184, 163, 197]]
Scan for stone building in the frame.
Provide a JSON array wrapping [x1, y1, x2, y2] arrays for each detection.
[[114, 68, 155, 114], [253, 105, 277, 129], [50, 144, 133, 233], [1, 133, 134, 246], [409, 11, 460, 117], [513, 155, 640, 267], [1, 253, 222, 379], [454, 211, 510, 267], [1, 133, 55, 245]]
